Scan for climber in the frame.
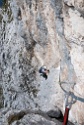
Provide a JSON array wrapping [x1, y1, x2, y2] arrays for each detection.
[[39, 66, 50, 80]]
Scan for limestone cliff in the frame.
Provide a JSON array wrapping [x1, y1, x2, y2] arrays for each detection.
[[0, 0, 84, 125]]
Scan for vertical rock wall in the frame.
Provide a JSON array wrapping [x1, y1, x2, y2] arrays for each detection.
[[63, 0, 84, 124], [0, 0, 84, 124]]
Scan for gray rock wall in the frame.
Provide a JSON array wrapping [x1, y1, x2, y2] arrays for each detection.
[[0, 0, 84, 124]]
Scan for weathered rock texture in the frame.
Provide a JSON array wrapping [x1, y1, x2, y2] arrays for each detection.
[[0, 0, 84, 125]]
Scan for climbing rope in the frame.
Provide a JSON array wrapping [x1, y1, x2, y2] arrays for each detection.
[[59, 81, 84, 103], [61, 90, 75, 125], [59, 81, 84, 125]]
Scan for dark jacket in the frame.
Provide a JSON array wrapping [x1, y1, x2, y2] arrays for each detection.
[[39, 67, 48, 79]]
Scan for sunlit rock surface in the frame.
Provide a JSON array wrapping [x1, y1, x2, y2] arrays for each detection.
[[0, 0, 84, 125], [63, 0, 84, 124]]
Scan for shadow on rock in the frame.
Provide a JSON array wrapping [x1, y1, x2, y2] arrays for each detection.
[[47, 109, 63, 122]]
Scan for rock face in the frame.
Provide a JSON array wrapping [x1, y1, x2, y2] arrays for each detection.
[[0, 0, 84, 125]]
